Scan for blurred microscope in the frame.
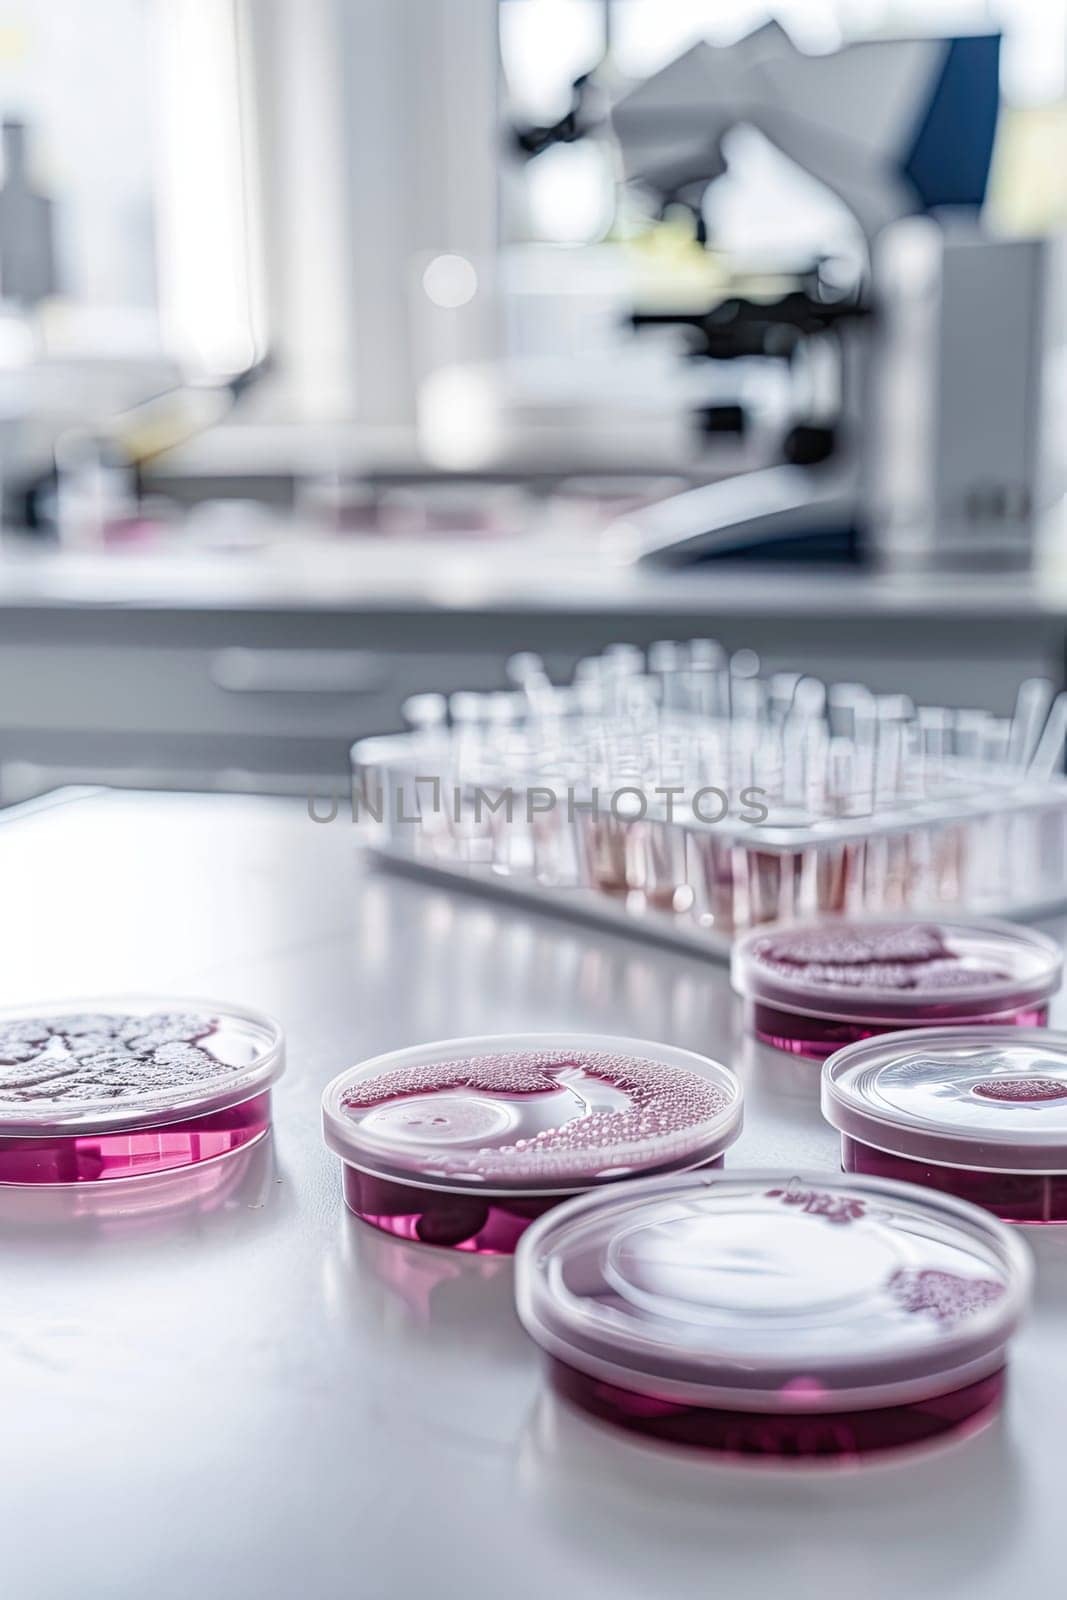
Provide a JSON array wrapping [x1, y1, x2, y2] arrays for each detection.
[[522, 27, 1063, 574]]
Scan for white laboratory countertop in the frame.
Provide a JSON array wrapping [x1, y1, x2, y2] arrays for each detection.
[[2, 532, 1067, 618], [3, 788, 1067, 1600]]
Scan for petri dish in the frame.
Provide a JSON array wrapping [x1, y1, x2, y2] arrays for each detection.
[[0, 997, 283, 1184], [823, 1026, 1067, 1223], [732, 917, 1060, 1060], [515, 1168, 1031, 1461], [322, 1033, 743, 1254]]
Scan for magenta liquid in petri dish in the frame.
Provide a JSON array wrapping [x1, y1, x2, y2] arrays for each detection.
[[731, 917, 1060, 1060], [321, 1033, 743, 1255], [0, 998, 284, 1184], [823, 1026, 1067, 1224], [515, 1169, 1031, 1462]]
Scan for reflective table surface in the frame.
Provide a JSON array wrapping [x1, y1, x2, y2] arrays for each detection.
[[2, 789, 1066, 1600]]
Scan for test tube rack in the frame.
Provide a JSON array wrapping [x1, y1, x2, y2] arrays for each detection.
[[351, 641, 1067, 961]]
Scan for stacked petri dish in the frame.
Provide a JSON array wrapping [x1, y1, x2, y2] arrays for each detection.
[[515, 1169, 1032, 1461], [0, 997, 284, 1184], [823, 1026, 1067, 1223], [321, 1033, 743, 1254], [732, 917, 1061, 1060]]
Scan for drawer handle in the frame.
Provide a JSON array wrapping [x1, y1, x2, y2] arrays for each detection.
[[212, 648, 386, 694]]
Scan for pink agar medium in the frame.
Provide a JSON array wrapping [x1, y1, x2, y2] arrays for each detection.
[[548, 1361, 1004, 1458], [732, 918, 1059, 1060], [322, 1036, 742, 1254], [0, 1002, 283, 1184], [824, 1027, 1067, 1223], [840, 1141, 1067, 1226], [515, 1170, 1031, 1462]]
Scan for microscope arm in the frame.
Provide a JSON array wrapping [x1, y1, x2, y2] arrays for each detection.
[[610, 25, 999, 247]]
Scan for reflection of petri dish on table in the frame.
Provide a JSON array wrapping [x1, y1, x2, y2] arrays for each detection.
[[733, 918, 1061, 1060], [322, 1033, 743, 1255], [0, 997, 284, 1185], [515, 1169, 1031, 1462], [0, 1136, 276, 1241]]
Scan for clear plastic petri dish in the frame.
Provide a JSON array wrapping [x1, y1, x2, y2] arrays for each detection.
[[515, 1168, 1031, 1462], [732, 917, 1060, 1060], [0, 997, 284, 1185], [321, 1033, 743, 1255], [823, 1026, 1067, 1224]]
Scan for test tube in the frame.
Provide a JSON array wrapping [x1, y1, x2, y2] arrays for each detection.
[[1008, 678, 1054, 768], [447, 692, 495, 863], [769, 673, 802, 725], [402, 692, 447, 735], [398, 693, 450, 856], [382, 637, 1067, 945], [485, 693, 530, 876], [648, 640, 682, 710], [1029, 692, 1067, 779], [917, 706, 951, 799], [685, 638, 728, 719], [728, 649, 762, 724], [506, 651, 546, 687]]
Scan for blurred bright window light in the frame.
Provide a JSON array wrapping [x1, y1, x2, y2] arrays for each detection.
[[702, 124, 865, 265], [611, 0, 838, 71], [422, 254, 479, 309], [153, 0, 263, 377], [418, 364, 502, 470], [997, 0, 1067, 106], [505, 1, 1065, 110], [525, 141, 615, 243], [500, 0, 605, 121]]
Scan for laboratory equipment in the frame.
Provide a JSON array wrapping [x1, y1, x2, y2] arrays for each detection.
[[0, 120, 57, 308], [823, 1028, 1067, 1224], [0, 998, 284, 1183], [604, 27, 1060, 571], [352, 642, 1067, 959], [733, 918, 1061, 1059], [514, 1168, 1032, 1461], [321, 1033, 742, 1255]]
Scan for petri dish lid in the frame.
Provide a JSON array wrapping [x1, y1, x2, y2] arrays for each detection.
[[731, 917, 1061, 1024], [515, 1169, 1031, 1412], [823, 1027, 1067, 1173], [321, 1033, 742, 1196], [0, 997, 284, 1136]]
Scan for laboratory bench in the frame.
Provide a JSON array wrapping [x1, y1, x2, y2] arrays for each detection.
[[3, 784, 1067, 1600], [1, 536, 1067, 798]]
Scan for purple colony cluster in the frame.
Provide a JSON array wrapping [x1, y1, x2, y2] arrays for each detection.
[[736, 919, 1055, 1058], [342, 1048, 729, 1185], [755, 923, 1003, 995], [0, 1012, 227, 1103]]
